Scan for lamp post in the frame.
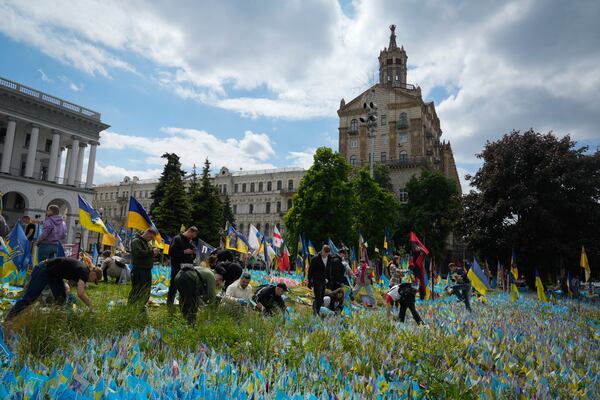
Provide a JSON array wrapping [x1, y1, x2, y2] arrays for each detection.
[[360, 101, 378, 177]]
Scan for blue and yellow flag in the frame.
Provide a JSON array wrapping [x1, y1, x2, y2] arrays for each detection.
[[296, 235, 304, 274], [383, 227, 393, 267], [535, 270, 547, 302], [0, 224, 30, 278], [510, 249, 519, 280], [78, 195, 109, 235], [127, 196, 162, 243], [101, 221, 118, 248], [162, 235, 172, 255], [307, 240, 316, 257], [225, 223, 250, 254], [467, 260, 489, 296]]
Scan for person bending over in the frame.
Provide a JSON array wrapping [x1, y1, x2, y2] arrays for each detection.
[[174, 265, 217, 324], [386, 283, 422, 324]]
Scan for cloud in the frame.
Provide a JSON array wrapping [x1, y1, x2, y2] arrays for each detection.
[[37, 69, 52, 83], [286, 148, 317, 169], [68, 82, 82, 92], [99, 128, 276, 173], [94, 164, 163, 184]]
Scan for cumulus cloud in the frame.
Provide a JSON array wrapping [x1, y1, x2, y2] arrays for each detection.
[[94, 164, 163, 184], [287, 148, 317, 169]]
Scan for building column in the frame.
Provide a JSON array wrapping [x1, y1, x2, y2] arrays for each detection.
[[75, 142, 86, 186], [63, 145, 73, 183], [55, 147, 64, 183], [24, 125, 40, 178], [85, 141, 97, 189], [47, 130, 61, 182], [67, 137, 80, 186], [0, 118, 16, 173]]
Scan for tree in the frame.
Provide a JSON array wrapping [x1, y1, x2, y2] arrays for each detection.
[[222, 194, 235, 227], [373, 164, 394, 193], [351, 167, 400, 249], [151, 153, 190, 237], [189, 158, 224, 246], [285, 147, 357, 251], [400, 169, 461, 260], [462, 130, 600, 282]]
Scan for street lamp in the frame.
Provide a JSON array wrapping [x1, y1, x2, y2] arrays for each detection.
[[360, 101, 378, 177]]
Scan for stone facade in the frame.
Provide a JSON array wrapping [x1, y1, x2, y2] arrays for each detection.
[[338, 25, 461, 201], [213, 167, 306, 238], [0, 76, 108, 244]]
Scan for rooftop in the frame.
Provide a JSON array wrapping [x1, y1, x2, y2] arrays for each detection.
[[226, 167, 305, 176]]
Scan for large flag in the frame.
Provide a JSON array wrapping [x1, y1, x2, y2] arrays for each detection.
[[580, 246, 590, 282], [127, 196, 162, 242], [510, 249, 519, 280], [272, 226, 284, 256], [409, 231, 429, 255], [327, 238, 339, 255], [0, 224, 30, 278], [277, 244, 291, 273], [196, 238, 215, 261], [467, 260, 489, 296], [248, 224, 262, 253], [509, 249, 519, 301], [535, 270, 547, 302], [78, 195, 109, 235], [307, 240, 316, 257], [261, 234, 276, 266], [225, 223, 250, 254], [383, 227, 393, 267]]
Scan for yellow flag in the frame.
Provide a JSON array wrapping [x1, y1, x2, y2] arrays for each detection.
[[580, 246, 590, 282], [180, 224, 186, 234], [467, 268, 488, 296], [510, 283, 520, 302], [535, 273, 547, 302]]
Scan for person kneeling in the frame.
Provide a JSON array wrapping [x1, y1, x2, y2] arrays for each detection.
[[319, 287, 345, 316], [253, 283, 287, 315], [5, 257, 102, 321], [385, 283, 422, 324], [223, 272, 253, 306], [174, 264, 217, 324]]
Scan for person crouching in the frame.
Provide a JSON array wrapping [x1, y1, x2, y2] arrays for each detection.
[[174, 264, 217, 324]]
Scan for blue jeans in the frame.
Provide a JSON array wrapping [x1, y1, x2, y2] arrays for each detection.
[[38, 243, 59, 263], [5, 262, 67, 320]]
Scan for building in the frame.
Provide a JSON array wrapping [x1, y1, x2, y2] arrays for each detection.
[[214, 167, 305, 237], [92, 176, 157, 228], [0, 76, 108, 243], [337, 25, 461, 201]]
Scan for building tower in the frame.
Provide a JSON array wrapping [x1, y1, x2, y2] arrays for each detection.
[[378, 25, 408, 87]]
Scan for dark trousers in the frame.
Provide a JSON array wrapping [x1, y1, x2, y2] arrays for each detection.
[[167, 265, 180, 306], [6, 263, 66, 320], [128, 268, 152, 308], [175, 273, 200, 324], [399, 301, 422, 324], [38, 243, 59, 263], [312, 281, 326, 315], [452, 283, 472, 312]]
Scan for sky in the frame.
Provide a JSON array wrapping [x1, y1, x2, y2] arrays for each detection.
[[0, 0, 599, 192]]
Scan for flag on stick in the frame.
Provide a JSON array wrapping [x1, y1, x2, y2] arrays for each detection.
[[580, 246, 590, 282]]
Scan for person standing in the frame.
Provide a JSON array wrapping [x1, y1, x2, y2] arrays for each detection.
[[389, 256, 403, 288], [308, 245, 331, 315], [21, 215, 37, 242], [167, 227, 199, 309], [351, 259, 376, 306], [128, 228, 159, 309], [35, 205, 67, 262], [326, 250, 346, 291], [385, 283, 422, 324], [449, 263, 472, 312], [339, 248, 354, 286]]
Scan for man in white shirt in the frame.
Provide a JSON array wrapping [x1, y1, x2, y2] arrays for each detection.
[[224, 272, 253, 305]]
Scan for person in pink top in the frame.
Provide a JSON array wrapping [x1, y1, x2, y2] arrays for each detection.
[[34, 205, 67, 262], [350, 259, 376, 306]]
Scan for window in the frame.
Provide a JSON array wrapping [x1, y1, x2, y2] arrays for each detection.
[[350, 139, 358, 148], [381, 115, 387, 126], [242, 183, 247, 193], [249, 204, 254, 214], [250, 183, 255, 192], [0, 126, 6, 143], [266, 202, 271, 214], [350, 119, 358, 133], [276, 201, 281, 213], [381, 135, 389, 146], [264, 223, 270, 236], [239, 223, 244, 233], [350, 155, 357, 167], [45, 139, 52, 152], [258, 182, 263, 192], [399, 150, 409, 163], [287, 199, 293, 210], [234, 183, 239, 193], [277, 180, 282, 190], [399, 189, 409, 203], [288, 179, 294, 190], [233, 205, 237, 214], [223, 184, 228, 194], [397, 112, 409, 129], [24, 134, 31, 148], [368, 153, 372, 163], [267, 181, 272, 191], [398, 132, 408, 143], [381, 152, 387, 162]]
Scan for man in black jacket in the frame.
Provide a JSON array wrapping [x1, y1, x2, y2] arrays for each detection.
[[253, 283, 287, 315], [167, 226, 198, 308], [213, 260, 243, 292], [326, 252, 346, 291], [308, 245, 331, 315]]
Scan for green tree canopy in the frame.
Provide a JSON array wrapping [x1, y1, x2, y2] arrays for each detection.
[[150, 153, 190, 237], [462, 130, 600, 281], [189, 158, 224, 246], [222, 194, 235, 227], [372, 164, 394, 193], [285, 147, 356, 250]]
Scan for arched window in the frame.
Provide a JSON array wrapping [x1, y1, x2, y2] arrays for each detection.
[[397, 112, 409, 129], [242, 183, 246, 193], [276, 201, 281, 213], [250, 183, 255, 192], [267, 181, 272, 191], [350, 119, 358, 133], [249, 204, 254, 214], [349, 155, 357, 167], [288, 179, 294, 190], [399, 150, 409, 163], [258, 182, 263, 192], [287, 199, 293, 210]]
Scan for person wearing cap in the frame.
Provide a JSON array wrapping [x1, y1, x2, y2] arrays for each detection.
[[128, 228, 160, 309], [224, 272, 253, 305], [253, 283, 287, 315], [174, 265, 217, 323], [5, 257, 102, 320], [167, 226, 199, 309], [213, 260, 243, 292], [308, 245, 331, 315]]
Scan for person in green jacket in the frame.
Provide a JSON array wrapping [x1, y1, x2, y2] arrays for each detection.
[[174, 265, 217, 323], [128, 228, 159, 309]]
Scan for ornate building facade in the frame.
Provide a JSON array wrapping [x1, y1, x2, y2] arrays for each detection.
[[338, 25, 461, 200]]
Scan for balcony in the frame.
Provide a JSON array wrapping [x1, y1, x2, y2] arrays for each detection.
[[2, 168, 89, 189], [357, 156, 431, 169]]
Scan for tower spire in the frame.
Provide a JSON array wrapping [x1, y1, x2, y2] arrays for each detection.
[[388, 24, 398, 50]]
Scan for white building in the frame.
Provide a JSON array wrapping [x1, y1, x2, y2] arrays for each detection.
[[0, 76, 109, 243]]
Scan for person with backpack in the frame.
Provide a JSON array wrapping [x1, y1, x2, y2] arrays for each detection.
[[174, 264, 217, 324], [385, 283, 422, 324], [100, 250, 128, 283], [253, 283, 287, 315], [34, 205, 67, 262]]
